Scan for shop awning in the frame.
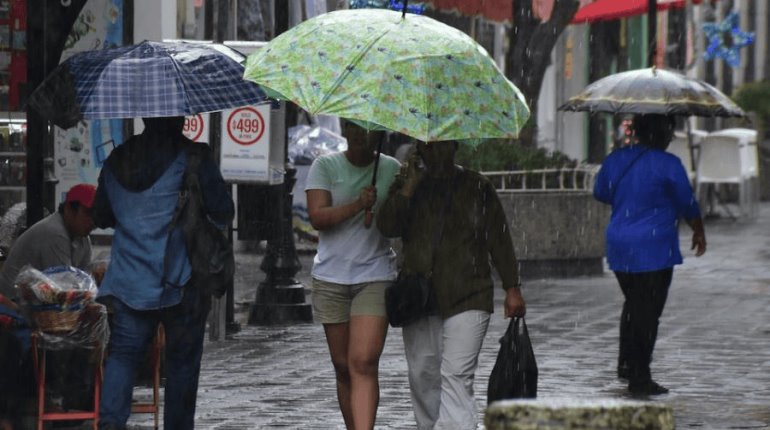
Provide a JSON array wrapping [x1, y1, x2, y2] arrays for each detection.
[[571, 0, 709, 24], [425, 0, 513, 23], [424, 0, 710, 25]]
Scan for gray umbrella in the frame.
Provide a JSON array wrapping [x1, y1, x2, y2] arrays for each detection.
[[558, 67, 746, 118]]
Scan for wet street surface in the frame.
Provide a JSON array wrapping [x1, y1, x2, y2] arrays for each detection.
[[118, 204, 770, 429]]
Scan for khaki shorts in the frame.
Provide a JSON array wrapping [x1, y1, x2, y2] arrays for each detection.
[[311, 278, 391, 324]]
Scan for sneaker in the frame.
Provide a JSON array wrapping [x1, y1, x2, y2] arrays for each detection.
[[628, 379, 669, 395]]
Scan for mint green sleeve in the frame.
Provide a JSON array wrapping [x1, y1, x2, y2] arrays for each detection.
[[305, 156, 332, 192]]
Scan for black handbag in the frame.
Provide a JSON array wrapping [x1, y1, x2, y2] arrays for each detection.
[[487, 317, 538, 403], [385, 273, 433, 328], [385, 170, 459, 328]]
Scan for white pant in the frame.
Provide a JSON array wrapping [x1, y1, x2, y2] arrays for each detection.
[[402, 310, 491, 430]]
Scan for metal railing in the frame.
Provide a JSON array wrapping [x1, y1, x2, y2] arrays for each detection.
[[482, 164, 600, 193]]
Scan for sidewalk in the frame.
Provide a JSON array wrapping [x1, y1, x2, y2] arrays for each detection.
[[121, 204, 770, 429]]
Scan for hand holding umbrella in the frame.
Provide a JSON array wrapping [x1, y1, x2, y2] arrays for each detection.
[[397, 149, 425, 199]]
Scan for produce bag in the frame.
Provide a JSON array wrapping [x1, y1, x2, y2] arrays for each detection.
[[16, 265, 108, 350]]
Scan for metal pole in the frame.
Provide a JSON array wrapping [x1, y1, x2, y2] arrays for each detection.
[[648, 0, 657, 67], [210, 0, 234, 339]]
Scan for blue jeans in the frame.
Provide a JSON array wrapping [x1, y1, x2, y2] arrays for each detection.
[[99, 287, 210, 430]]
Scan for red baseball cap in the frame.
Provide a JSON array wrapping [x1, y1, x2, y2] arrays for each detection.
[[65, 183, 97, 209]]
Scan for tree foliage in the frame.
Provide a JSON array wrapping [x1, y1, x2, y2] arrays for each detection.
[[455, 139, 576, 172], [733, 80, 770, 140]]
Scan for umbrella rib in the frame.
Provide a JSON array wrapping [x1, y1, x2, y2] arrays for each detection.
[[164, 53, 196, 117]]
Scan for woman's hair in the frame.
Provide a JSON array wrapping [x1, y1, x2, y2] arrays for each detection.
[[633, 114, 676, 150]]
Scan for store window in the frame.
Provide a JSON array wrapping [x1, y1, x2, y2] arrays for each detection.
[[0, 0, 26, 217]]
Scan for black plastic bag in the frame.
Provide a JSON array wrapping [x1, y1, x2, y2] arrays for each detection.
[[487, 317, 538, 403]]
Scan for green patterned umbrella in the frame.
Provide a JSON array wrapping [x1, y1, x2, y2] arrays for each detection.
[[244, 8, 529, 143]]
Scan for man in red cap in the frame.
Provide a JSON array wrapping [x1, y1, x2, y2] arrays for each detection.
[[0, 182, 97, 414], [0, 183, 96, 299]]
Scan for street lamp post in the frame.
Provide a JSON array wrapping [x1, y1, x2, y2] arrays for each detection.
[[248, 102, 312, 324]]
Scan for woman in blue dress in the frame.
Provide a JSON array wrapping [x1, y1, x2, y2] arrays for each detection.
[[594, 114, 707, 395]]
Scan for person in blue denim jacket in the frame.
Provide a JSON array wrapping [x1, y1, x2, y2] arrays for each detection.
[[92, 116, 234, 430], [594, 114, 706, 396]]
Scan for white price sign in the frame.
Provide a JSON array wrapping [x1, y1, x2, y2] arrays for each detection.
[[220, 104, 272, 183], [183, 113, 209, 143]]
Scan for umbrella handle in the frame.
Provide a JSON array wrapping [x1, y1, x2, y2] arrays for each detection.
[[364, 141, 384, 229]]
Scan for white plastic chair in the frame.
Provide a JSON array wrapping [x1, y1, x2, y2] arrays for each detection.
[[669, 133, 696, 183], [706, 128, 759, 217], [697, 134, 746, 218]]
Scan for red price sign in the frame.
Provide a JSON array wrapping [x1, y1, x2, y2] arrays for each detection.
[[227, 107, 265, 146], [183, 114, 205, 142]]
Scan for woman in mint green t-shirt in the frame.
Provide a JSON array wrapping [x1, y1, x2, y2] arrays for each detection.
[[305, 121, 400, 430]]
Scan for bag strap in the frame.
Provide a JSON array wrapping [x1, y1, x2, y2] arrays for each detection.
[[163, 145, 204, 287], [610, 147, 649, 200], [169, 145, 204, 229], [426, 167, 462, 278]]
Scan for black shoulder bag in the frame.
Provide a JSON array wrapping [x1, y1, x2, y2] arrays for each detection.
[[385, 169, 459, 328], [168, 145, 235, 298]]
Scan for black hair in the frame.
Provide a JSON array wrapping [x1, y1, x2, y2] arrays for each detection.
[[633, 114, 676, 150], [142, 116, 185, 135]]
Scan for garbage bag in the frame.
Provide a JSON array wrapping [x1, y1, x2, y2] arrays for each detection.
[[487, 317, 538, 403]]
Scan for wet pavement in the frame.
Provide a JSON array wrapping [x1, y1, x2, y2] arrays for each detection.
[[117, 203, 770, 429]]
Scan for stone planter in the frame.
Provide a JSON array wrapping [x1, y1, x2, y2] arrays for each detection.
[[485, 398, 674, 430], [497, 192, 610, 278]]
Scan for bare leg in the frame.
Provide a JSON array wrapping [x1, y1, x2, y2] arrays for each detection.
[[348, 315, 388, 430], [323, 323, 353, 428]]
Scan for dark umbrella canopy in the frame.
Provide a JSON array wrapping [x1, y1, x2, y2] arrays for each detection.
[[558, 67, 746, 118], [27, 40, 266, 129]]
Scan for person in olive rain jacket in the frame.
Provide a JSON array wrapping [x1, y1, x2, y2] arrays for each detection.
[[378, 141, 526, 429]]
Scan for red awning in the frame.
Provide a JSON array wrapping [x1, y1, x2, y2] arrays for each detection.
[[424, 0, 709, 25], [425, 0, 513, 23], [571, 0, 709, 24]]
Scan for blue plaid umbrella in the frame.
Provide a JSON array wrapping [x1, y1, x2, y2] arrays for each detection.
[[28, 40, 266, 129]]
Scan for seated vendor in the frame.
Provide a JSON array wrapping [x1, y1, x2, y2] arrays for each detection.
[[0, 183, 96, 302], [0, 183, 97, 415]]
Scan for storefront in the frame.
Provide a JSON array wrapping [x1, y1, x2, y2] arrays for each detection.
[[0, 0, 26, 217]]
